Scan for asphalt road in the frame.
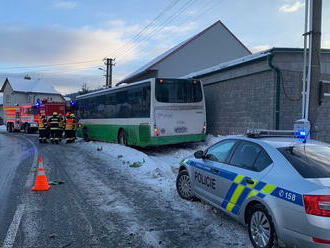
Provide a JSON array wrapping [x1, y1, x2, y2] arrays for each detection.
[[0, 132, 251, 248]]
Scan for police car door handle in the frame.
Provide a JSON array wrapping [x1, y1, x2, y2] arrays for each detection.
[[245, 178, 254, 185], [211, 168, 219, 174]]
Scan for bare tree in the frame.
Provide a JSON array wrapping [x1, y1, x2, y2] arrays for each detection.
[[79, 83, 89, 95]]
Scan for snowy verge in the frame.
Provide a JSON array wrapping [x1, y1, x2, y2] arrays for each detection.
[[74, 135, 223, 195], [0, 125, 6, 132]]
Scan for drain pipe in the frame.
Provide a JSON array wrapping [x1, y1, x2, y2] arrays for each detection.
[[267, 53, 281, 130]]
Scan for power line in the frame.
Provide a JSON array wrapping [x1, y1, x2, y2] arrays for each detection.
[[140, 0, 219, 59], [114, 0, 198, 59], [0, 0, 183, 72], [0, 59, 102, 70], [108, 0, 182, 57], [114, 0, 200, 59]]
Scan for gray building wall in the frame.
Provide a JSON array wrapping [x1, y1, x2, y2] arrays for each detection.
[[120, 21, 251, 85], [153, 22, 250, 78], [204, 68, 275, 134], [196, 49, 330, 142]]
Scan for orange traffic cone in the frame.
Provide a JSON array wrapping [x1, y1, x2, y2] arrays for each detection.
[[32, 157, 51, 191]]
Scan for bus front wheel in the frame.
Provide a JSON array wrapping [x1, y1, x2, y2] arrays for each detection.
[[118, 129, 128, 146]]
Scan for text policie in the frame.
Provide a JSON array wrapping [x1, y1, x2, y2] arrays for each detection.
[[195, 171, 216, 190]]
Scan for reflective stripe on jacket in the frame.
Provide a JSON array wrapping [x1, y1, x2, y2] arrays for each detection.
[[48, 117, 60, 130], [65, 118, 73, 130]]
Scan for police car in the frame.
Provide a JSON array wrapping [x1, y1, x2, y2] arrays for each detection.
[[176, 130, 330, 248]]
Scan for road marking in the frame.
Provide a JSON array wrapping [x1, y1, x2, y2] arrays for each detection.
[[1, 204, 25, 248], [2, 136, 38, 248], [24, 137, 38, 189]]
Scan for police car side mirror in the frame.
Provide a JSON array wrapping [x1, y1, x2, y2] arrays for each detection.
[[194, 150, 204, 159]]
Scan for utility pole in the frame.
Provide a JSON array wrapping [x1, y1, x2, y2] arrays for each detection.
[[299, 0, 322, 138], [104, 58, 115, 88], [308, 0, 322, 138]]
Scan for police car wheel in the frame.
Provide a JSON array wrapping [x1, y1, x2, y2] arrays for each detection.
[[248, 204, 276, 248], [176, 170, 194, 201]]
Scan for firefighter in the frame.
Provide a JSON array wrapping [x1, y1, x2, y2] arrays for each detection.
[[38, 113, 48, 143], [64, 112, 73, 143], [69, 113, 77, 143], [58, 113, 64, 142], [48, 112, 61, 144]]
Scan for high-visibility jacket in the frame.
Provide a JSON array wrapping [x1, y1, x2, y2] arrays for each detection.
[[38, 118, 47, 130], [59, 117, 64, 129], [48, 116, 60, 130], [65, 117, 73, 130]]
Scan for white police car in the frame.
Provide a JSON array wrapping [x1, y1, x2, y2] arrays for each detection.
[[176, 130, 330, 248]]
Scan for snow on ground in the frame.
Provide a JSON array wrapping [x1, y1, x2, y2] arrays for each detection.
[[72, 135, 252, 247], [0, 125, 6, 132], [74, 135, 223, 198]]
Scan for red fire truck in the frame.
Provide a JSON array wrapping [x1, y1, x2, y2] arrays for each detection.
[[4, 101, 66, 133]]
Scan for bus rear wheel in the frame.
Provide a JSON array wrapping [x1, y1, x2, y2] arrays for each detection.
[[118, 129, 128, 146]]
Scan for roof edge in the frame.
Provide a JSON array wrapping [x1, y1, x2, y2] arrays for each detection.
[[119, 20, 251, 84], [0, 78, 9, 92], [146, 20, 251, 71], [183, 47, 330, 79]]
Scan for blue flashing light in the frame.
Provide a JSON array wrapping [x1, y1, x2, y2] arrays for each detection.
[[295, 129, 308, 142], [70, 100, 76, 106], [35, 99, 41, 108]]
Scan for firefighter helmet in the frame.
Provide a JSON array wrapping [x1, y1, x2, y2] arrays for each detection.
[[70, 113, 75, 118], [53, 112, 58, 116]]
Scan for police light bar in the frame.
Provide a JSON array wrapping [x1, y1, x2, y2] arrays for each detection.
[[246, 129, 295, 138]]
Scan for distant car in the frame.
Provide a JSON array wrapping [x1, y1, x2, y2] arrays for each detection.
[[176, 131, 330, 248]]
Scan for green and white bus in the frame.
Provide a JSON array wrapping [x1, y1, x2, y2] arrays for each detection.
[[76, 78, 206, 147]]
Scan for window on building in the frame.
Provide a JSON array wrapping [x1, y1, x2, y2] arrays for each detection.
[[6, 95, 10, 103]]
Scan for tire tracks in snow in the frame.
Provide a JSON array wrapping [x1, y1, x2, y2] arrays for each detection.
[[68, 144, 252, 248]]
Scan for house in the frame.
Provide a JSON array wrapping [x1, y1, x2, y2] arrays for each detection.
[[118, 20, 251, 85], [183, 47, 330, 143], [0, 77, 64, 107]]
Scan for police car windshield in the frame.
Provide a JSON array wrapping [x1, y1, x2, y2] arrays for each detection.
[[278, 144, 330, 178]]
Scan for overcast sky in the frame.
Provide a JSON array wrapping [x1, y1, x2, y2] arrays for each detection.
[[0, 0, 329, 94]]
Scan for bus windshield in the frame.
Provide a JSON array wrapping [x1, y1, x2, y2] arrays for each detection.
[[155, 79, 202, 103]]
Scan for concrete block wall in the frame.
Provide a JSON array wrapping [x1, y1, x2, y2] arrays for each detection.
[[278, 69, 330, 142], [204, 70, 275, 135], [278, 69, 303, 130], [197, 49, 330, 143]]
